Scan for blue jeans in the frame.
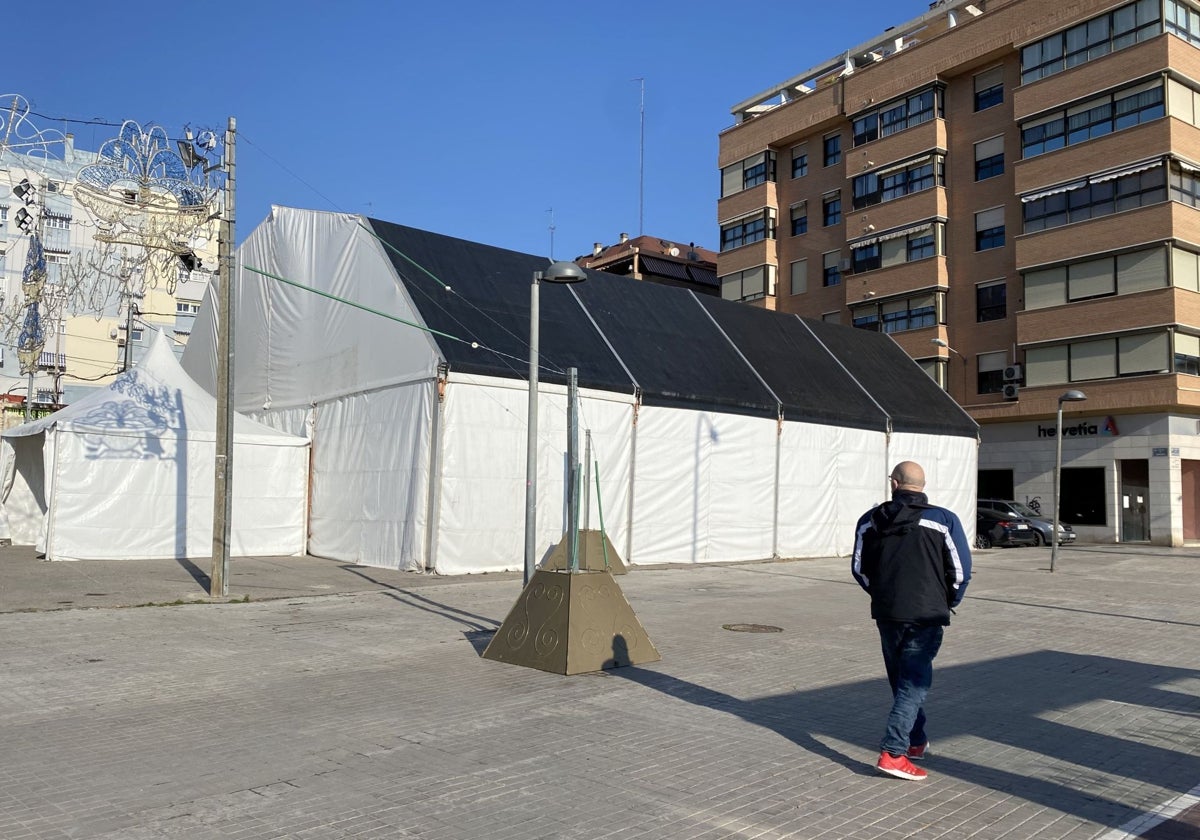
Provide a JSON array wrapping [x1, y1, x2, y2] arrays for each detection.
[[876, 621, 944, 757]]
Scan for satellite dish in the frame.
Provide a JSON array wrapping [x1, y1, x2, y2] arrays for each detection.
[[669, 247, 680, 257]]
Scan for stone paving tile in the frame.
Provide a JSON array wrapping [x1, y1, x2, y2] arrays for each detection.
[[0, 549, 1197, 838]]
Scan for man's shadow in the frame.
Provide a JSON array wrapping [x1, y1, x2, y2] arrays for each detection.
[[606, 634, 1200, 831]]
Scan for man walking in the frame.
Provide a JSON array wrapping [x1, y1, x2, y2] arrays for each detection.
[[851, 461, 972, 781]]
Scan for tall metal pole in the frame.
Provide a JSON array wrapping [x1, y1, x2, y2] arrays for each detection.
[[524, 271, 542, 586], [634, 77, 645, 237], [210, 116, 237, 597], [123, 292, 134, 372], [566, 367, 580, 572], [1051, 400, 1064, 573]]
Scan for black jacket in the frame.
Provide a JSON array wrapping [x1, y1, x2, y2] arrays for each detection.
[[851, 490, 972, 625]]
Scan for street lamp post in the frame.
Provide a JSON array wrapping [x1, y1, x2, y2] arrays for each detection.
[[1051, 389, 1087, 572], [525, 261, 587, 586]]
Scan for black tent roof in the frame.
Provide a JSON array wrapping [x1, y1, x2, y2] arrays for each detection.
[[369, 218, 977, 438]]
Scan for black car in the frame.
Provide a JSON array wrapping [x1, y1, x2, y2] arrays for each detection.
[[978, 499, 1076, 547], [976, 508, 1040, 549]]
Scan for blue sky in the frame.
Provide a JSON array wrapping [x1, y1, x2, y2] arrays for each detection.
[[17, 0, 913, 261]]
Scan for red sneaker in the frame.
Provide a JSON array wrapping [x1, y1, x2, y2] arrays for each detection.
[[876, 751, 927, 780], [907, 741, 929, 761]]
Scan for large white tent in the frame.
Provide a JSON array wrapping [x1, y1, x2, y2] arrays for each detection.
[[183, 207, 978, 574], [0, 330, 309, 560]]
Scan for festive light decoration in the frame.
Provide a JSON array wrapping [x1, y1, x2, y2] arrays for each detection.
[[73, 120, 219, 256]]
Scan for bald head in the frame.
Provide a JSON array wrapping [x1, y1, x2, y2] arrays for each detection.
[[890, 461, 926, 492]]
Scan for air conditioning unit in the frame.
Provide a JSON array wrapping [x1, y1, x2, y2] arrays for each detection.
[[1002, 383, 1020, 400], [1003, 364, 1023, 382]]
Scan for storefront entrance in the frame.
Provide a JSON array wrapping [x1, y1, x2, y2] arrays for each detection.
[[1183, 460, 1200, 541], [1119, 459, 1150, 542]]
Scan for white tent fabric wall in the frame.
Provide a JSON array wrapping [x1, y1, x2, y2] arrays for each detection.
[[777, 424, 887, 559], [435, 374, 634, 576], [306, 383, 434, 570], [889, 431, 979, 542], [631, 407, 777, 565]]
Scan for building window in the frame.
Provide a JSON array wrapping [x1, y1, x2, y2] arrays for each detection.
[[176, 300, 201, 314], [975, 208, 1005, 251], [1167, 0, 1200, 45], [851, 86, 943, 147], [850, 223, 944, 275], [1022, 162, 1166, 233], [852, 243, 881, 274], [791, 147, 808, 178], [907, 231, 935, 261], [1026, 331, 1170, 385], [822, 192, 841, 226], [790, 259, 808, 295], [132, 327, 144, 342], [976, 281, 1006, 322], [0, 206, 7, 231], [974, 66, 1004, 111], [719, 265, 776, 302], [720, 209, 775, 251], [852, 154, 944, 210], [822, 251, 842, 287], [853, 292, 940, 334], [1061, 467, 1107, 526], [822, 310, 842, 324], [790, 203, 808, 236], [852, 308, 880, 331], [974, 136, 1004, 181], [1021, 0, 1161, 84], [1021, 80, 1165, 159], [977, 351, 1007, 394], [1175, 332, 1200, 374], [823, 133, 841, 166], [1025, 248, 1167, 310], [720, 151, 777, 197]]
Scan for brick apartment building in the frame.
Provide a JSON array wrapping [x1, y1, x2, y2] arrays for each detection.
[[717, 0, 1200, 544]]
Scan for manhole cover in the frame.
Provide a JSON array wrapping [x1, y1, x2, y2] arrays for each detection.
[[722, 623, 783, 633]]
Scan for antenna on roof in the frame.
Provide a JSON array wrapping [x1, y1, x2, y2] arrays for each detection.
[[632, 77, 645, 236], [547, 207, 555, 260]]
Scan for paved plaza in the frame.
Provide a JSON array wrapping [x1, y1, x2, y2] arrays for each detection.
[[0, 544, 1197, 839]]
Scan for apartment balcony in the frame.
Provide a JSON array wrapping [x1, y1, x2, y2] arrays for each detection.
[[1014, 202, 1182, 270], [1015, 286, 1191, 347], [716, 238, 777, 277], [968, 374, 1200, 423], [36, 351, 66, 371], [851, 188, 947, 239], [1013, 34, 1176, 121], [843, 118, 947, 181], [1013, 120, 1172, 199], [717, 181, 778, 224], [844, 256, 947, 306]]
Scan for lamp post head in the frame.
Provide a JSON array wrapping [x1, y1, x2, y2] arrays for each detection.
[[930, 338, 948, 348], [542, 261, 588, 284], [1058, 389, 1087, 404]]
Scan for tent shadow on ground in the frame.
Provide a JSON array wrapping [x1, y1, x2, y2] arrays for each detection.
[[335, 563, 501, 641], [611, 646, 1200, 831]]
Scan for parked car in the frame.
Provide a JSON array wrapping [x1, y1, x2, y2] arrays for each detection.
[[978, 499, 1077, 547], [976, 508, 1040, 549]]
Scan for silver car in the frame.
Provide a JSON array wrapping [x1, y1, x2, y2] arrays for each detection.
[[977, 499, 1076, 546]]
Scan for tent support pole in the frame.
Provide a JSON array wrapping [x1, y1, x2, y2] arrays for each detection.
[[626, 397, 639, 567], [424, 372, 447, 572], [772, 412, 782, 560]]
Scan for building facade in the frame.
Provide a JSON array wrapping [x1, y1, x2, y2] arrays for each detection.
[[1, 131, 217, 417], [718, 0, 1200, 544]]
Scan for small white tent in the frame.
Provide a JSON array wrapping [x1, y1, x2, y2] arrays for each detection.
[[0, 330, 310, 560]]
